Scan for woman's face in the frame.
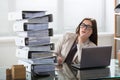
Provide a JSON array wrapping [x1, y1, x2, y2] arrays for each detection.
[[79, 20, 93, 37]]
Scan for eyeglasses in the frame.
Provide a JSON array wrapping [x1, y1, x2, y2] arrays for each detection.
[[80, 23, 92, 30]]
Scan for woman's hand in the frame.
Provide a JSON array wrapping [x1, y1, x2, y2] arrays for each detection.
[[78, 30, 92, 43], [57, 56, 63, 65]]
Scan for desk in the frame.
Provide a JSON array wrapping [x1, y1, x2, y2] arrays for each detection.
[[0, 59, 120, 80]]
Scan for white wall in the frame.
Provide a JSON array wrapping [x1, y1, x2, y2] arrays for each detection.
[[0, 0, 9, 36], [0, 37, 17, 67], [105, 0, 114, 32], [63, 0, 105, 32]]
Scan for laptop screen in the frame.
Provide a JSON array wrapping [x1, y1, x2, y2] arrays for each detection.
[[72, 46, 112, 69]]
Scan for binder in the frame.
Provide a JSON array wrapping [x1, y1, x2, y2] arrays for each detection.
[[18, 58, 55, 73], [15, 14, 53, 23], [13, 23, 49, 31], [18, 43, 54, 51], [16, 28, 53, 37], [19, 57, 56, 64], [8, 11, 46, 20], [15, 37, 52, 46], [16, 49, 54, 59]]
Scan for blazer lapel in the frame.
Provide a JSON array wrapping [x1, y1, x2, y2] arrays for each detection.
[[63, 35, 77, 61]]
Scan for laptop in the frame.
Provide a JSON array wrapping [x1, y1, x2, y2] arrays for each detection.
[[71, 46, 112, 69]]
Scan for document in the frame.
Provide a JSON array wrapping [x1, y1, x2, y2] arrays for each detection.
[[13, 23, 49, 31], [16, 28, 53, 37]]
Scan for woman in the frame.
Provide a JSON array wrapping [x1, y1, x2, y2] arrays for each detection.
[[54, 18, 98, 65]]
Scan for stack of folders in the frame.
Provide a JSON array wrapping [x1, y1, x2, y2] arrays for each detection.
[[8, 11, 56, 75]]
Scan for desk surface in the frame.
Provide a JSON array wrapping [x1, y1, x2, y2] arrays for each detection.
[[1, 59, 120, 80]]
